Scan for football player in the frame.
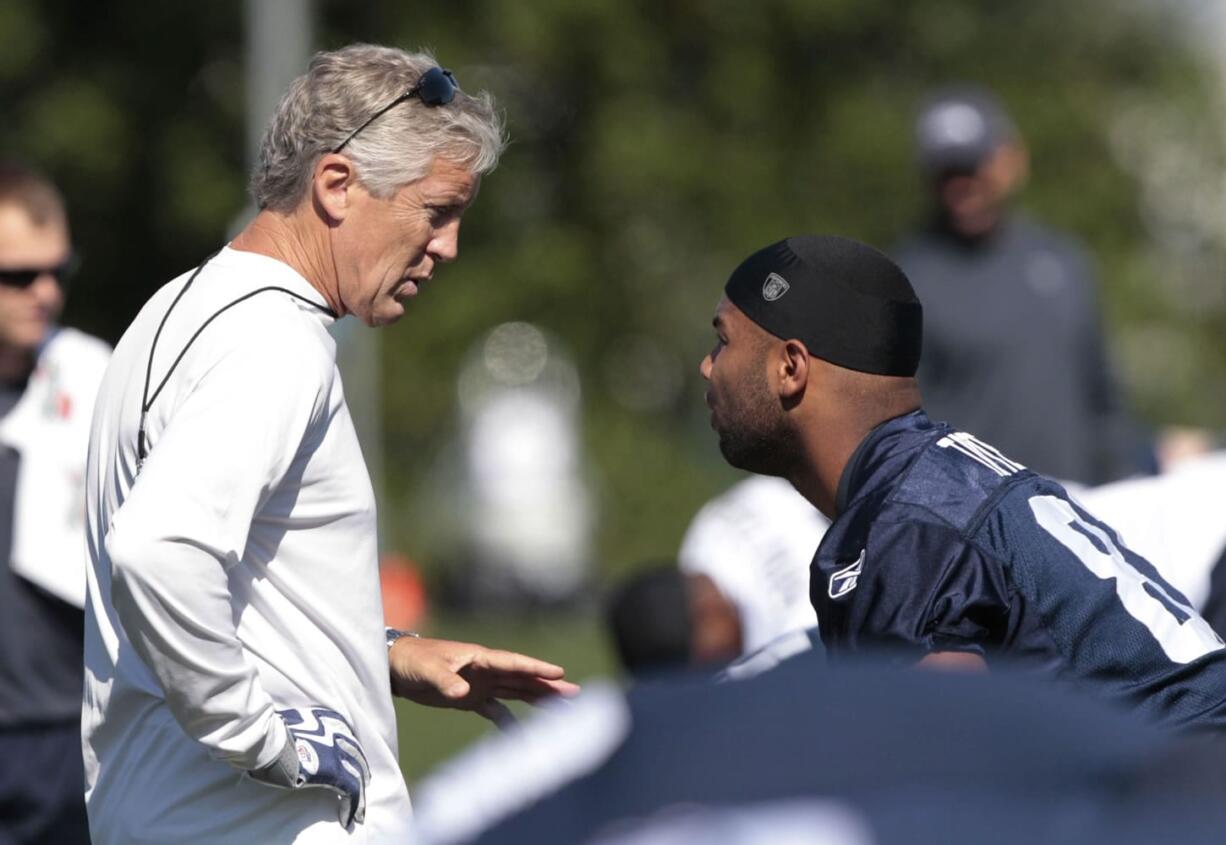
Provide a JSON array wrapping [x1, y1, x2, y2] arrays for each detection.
[[699, 234, 1226, 730]]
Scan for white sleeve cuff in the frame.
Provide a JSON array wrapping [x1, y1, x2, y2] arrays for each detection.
[[244, 712, 291, 772]]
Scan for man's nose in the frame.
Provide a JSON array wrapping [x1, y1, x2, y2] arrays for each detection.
[[699, 354, 712, 380], [430, 221, 461, 263], [31, 272, 64, 303]]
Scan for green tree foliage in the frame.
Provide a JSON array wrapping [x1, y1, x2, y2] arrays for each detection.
[[4, 0, 1223, 581], [330, 0, 1226, 577], [0, 0, 247, 336]]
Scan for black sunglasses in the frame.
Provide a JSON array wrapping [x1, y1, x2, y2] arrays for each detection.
[[0, 253, 78, 290], [332, 67, 459, 154]]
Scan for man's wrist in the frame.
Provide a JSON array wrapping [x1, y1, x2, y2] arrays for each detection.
[[240, 707, 295, 774], [385, 627, 421, 649], [247, 730, 300, 789]]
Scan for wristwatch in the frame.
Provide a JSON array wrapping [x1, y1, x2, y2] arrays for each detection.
[[385, 627, 421, 649]]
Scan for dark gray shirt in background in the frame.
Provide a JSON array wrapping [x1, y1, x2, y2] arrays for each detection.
[[0, 380, 85, 726], [892, 215, 1148, 485]]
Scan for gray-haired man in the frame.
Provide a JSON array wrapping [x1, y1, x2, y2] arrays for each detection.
[[83, 44, 576, 843]]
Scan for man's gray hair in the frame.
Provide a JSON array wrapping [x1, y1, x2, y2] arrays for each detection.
[[251, 44, 506, 211]]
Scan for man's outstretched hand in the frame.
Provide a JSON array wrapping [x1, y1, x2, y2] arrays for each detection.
[[389, 636, 581, 726]]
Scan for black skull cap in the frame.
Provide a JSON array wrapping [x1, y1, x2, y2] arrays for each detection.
[[723, 235, 923, 377]]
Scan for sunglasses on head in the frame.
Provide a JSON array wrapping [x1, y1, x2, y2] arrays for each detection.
[[332, 66, 459, 154], [0, 254, 78, 290]]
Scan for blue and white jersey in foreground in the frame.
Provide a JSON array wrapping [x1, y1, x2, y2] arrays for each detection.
[[812, 410, 1226, 731], [410, 656, 1226, 845]]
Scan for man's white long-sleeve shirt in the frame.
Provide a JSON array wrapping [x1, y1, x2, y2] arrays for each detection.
[[83, 248, 412, 843]]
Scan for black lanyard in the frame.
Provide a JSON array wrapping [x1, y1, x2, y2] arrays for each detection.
[[136, 251, 339, 469]]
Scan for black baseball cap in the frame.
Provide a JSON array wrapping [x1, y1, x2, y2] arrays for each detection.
[[915, 86, 1017, 173]]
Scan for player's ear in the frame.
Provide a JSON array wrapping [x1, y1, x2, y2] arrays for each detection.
[[311, 153, 356, 224], [779, 339, 810, 401]]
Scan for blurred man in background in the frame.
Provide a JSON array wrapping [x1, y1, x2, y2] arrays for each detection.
[[892, 86, 1149, 485], [679, 475, 826, 657], [605, 564, 742, 678], [82, 45, 576, 844], [0, 161, 110, 843], [607, 481, 830, 682]]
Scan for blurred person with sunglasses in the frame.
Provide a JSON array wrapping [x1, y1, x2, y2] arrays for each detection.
[[81, 45, 577, 844], [0, 161, 110, 843]]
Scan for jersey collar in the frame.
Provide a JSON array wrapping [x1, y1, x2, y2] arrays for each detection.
[[834, 409, 932, 516]]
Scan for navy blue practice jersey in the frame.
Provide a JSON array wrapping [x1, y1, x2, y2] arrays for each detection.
[[415, 655, 1226, 845], [811, 410, 1226, 731]]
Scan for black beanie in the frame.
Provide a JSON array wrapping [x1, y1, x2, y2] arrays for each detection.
[[723, 235, 923, 377]]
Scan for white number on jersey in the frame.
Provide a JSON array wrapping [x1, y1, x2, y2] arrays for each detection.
[[1030, 494, 1224, 664]]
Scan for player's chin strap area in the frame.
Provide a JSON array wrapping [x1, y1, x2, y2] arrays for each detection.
[[136, 251, 339, 472]]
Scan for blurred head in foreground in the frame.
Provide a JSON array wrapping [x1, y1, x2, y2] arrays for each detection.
[[410, 650, 1226, 845]]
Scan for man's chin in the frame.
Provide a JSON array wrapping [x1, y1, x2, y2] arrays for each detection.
[[365, 301, 407, 328], [3, 324, 51, 352], [717, 434, 774, 475], [711, 434, 755, 475]]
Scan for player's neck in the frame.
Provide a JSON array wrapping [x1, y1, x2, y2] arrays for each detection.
[[790, 424, 863, 521], [794, 398, 922, 520], [230, 210, 342, 315]]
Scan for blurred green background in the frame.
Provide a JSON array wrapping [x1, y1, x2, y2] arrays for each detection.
[[5, 0, 1226, 781]]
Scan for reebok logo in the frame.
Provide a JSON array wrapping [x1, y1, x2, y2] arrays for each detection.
[[762, 272, 790, 301], [828, 550, 864, 599], [295, 739, 320, 775]]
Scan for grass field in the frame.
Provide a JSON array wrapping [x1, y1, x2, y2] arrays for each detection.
[[394, 609, 618, 785]]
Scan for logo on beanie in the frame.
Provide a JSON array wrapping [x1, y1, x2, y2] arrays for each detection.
[[762, 273, 790, 302]]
